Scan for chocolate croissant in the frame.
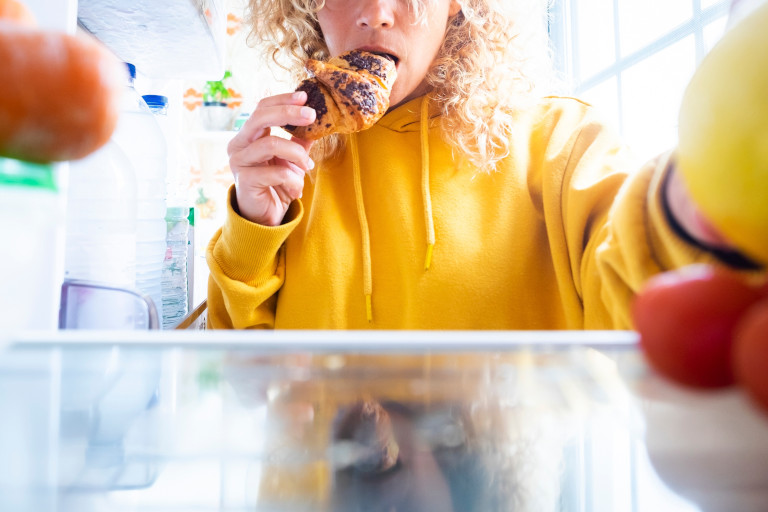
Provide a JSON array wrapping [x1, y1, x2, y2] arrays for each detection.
[[333, 400, 400, 475], [285, 50, 397, 140]]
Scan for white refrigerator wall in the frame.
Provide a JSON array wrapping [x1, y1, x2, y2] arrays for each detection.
[[24, 0, 77, 33]]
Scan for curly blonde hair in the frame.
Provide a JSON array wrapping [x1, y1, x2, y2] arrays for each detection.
[[246, 0, 560, 173]]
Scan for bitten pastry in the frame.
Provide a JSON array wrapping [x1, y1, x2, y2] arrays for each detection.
[[333, 400, 400, 475], [285, 50, 397, 140]]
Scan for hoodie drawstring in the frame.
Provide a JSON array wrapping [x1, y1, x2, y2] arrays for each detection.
[[350, 94, 436, 323], [420, 95, 435, 270], [350, 132, 374, 323]]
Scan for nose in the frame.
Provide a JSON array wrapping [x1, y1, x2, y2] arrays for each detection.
[[356, 0, 395, 28]]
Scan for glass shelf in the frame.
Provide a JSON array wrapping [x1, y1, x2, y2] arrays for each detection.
[[77, 0, 226, 80], [2, 331, 768, 511]]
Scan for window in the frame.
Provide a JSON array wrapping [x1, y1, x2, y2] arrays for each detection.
[[549, 0, 730, 163]]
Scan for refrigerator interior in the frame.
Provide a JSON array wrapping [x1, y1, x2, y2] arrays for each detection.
[[3, 330, 768, 511]]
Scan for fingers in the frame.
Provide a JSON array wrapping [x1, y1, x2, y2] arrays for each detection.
[[232, 135, 314, 174], [235, 159, 305, 197], [271, 181, 298, 210], [226, 90, 319, 225], [228, 91, 316, 156], [234, 163, 306, 226], [291, 135, 315, 153]]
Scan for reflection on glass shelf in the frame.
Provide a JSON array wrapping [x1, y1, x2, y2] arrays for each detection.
[[6, 333, 753, 512]]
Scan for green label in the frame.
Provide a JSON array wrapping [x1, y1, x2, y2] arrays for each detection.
[[0, 157, 57, 192]]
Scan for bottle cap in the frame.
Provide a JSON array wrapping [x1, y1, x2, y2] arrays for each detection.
[[143, 95, 168, 109], [0, 157, 57, 191], [125, 62, 136, 80], [142, 95, 169, 114]]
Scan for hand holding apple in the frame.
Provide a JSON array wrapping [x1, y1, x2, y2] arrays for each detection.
[[676, 0, 768, 263]]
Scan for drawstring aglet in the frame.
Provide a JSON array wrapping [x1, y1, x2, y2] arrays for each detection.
[[424, 243, 434, 270], [365, 294, 373, 323]]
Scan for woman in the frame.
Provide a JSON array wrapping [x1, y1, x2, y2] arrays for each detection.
[[207, 0, 755, 329]]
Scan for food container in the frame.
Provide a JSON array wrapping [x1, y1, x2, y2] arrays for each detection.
[[0, 157, 64, 331]]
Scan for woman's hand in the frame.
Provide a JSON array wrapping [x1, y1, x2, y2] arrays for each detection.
[[227, 91, 316, 226]]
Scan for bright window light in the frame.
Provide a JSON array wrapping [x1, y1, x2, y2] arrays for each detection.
[[550, 0, 731, 163]]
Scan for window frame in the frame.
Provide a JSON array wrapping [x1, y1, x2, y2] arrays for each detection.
[[548, 0, 730, 146]]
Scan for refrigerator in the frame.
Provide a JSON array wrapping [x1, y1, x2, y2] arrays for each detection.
[[2, 2, 768, 511]]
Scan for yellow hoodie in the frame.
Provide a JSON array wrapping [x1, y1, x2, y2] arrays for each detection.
[[206, 95, 728, 330]]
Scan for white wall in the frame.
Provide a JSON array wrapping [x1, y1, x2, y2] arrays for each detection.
[[23, 0, 78, 33]]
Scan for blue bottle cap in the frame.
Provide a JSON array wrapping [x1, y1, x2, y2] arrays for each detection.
[[142, 95, 169, 109]]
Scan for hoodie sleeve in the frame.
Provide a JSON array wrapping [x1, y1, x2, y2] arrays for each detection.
[[585, 152, 760, 328], [534, 98, 753, 329], [205, 185, 303, 329]]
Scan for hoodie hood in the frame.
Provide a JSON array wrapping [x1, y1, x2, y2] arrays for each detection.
[[377, 95, 442, 132]]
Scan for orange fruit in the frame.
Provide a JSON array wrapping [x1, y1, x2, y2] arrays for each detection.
[[0, 27, 124, 162], [0, 0, 36, 27]]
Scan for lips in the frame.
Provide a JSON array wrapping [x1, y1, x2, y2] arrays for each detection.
[[372, 52, 398, 65], [359, 47, 400, 67]]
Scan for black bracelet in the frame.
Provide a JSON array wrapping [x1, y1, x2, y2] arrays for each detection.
[[661, 163, 763, 271]]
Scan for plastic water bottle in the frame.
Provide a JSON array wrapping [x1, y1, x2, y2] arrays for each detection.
[[143, 94, 190, 329], [142, 94, 174, 201], [161, 206, 189, 328], [187, 207, 195, 311], [63, 142, 139, 329], [142, 94, 187, 208], [0, 157, 64, 330], [111, 63, 166, 321], [65, 141, 137, 288]]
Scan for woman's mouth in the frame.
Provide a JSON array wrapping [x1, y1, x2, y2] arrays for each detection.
[[368, 50, 400, 68]]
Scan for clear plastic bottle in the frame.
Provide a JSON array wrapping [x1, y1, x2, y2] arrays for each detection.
[[143, 94, 190, 329], [0, 157, 64, 330], [64, 141, 139, 329], [142, 94, 187, 208], [161, 206, 189, 329], [111, 63, 166, 322], [65, 141, 137, 288], [187, 207, 195, 311], [142, 94, 173, 199]]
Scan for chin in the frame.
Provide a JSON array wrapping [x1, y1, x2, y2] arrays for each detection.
[[387, 91, 408, 111], [388, 88, 424, 112]]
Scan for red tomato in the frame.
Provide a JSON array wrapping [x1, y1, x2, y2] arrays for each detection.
[[733, 299, 768, 414], [759, 279, 768, 297], [632, 264, 764, 388]]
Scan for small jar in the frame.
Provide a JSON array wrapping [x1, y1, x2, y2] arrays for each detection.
[[0, 157, 64, 330]]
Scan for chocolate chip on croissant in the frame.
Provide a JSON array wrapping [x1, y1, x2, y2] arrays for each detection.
[[284, 50, 397, 140]]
